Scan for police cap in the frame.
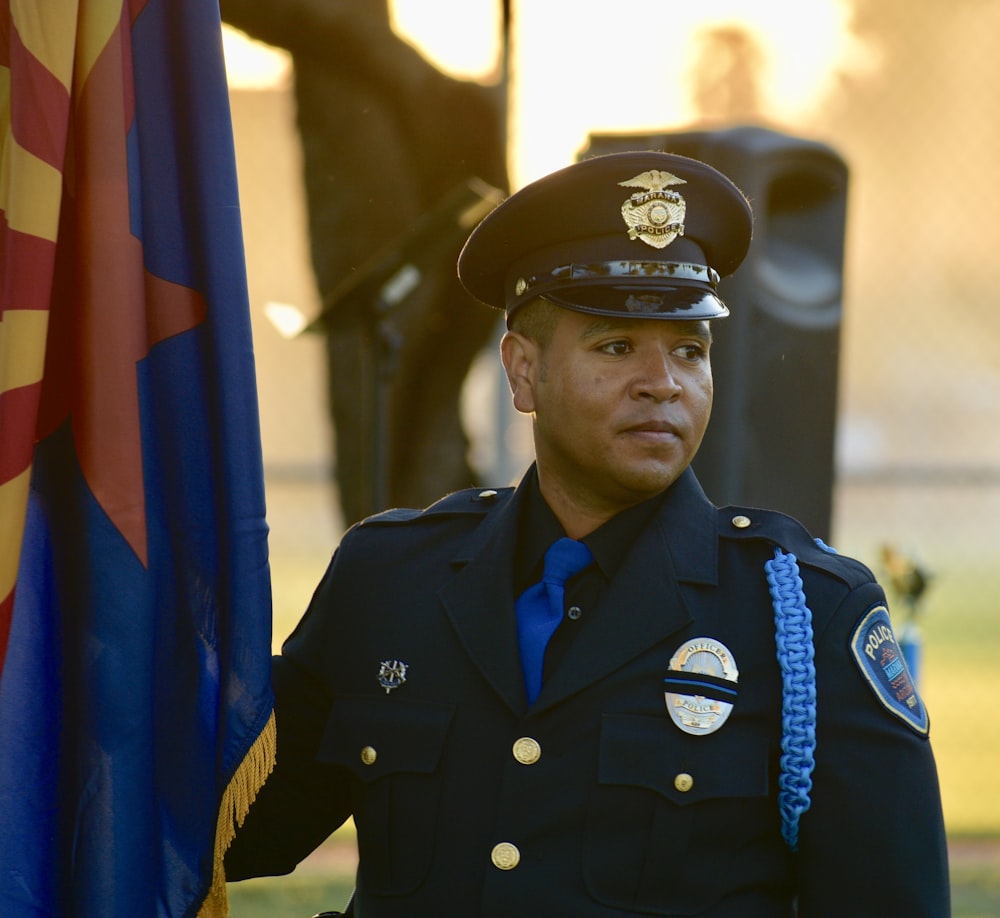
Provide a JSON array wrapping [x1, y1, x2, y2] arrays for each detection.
[[458, 150, 753, 321]]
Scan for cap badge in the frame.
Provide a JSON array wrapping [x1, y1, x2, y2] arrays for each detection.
[[377, 659, 408, 694], [663, 637, 739, 735], [619, 170, 687, 250]]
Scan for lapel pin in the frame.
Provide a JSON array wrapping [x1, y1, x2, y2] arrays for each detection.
[[378, 659, 408, 694]]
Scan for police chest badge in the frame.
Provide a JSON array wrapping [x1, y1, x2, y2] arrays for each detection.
[[850, 605, 929, 735], [619, 170, 687, 249], [663, 638, 739, 735]]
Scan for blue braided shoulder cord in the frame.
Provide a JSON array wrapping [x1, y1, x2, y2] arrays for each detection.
[[765, 548, 817, 851], [813, 537, 838, 555]]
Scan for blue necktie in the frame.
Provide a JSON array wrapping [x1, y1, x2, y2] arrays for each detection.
[[516, 537, 594, 704]]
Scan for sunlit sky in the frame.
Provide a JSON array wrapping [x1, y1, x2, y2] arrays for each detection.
[[223, 0, 875, 189]]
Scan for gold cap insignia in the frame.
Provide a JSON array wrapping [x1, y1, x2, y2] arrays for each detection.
[[663, 637, 739, 735], [619, 170, 687, 249]]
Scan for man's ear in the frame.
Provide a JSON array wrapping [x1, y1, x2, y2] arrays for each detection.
[[500, 330, 539, 415]]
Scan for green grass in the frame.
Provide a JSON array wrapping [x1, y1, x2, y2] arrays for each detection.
[[894, 561, 1000, 838], [227, 842, 1000, 917], [227, 874, 354, 918], [950, 840, 1000, 918], [227, 837, 1000, 917], [226, 825, 357, 917], [951, 874, 1000, 918]]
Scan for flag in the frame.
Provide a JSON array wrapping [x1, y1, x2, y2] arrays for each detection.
[[0, 1, 274, 914]]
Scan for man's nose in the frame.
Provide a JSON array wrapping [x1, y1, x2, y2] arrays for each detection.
[[629, 348, 682, 401]]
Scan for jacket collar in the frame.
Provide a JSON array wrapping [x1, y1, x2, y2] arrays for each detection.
[[439, 466, 719, 715], [650, 466, 720, 587]]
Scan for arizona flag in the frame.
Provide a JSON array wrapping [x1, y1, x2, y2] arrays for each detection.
[[0, 1, 274, 915]]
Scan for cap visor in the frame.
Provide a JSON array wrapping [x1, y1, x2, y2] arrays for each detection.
[[540, 285, 729, 320]]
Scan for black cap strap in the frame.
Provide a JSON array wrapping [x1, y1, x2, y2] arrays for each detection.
[[513, 259, 721, 301]]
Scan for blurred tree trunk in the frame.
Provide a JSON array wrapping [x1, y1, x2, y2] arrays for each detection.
[[221, 0, 509, 525]]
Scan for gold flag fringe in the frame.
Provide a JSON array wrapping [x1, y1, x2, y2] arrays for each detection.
[[197, 709, 277, 917]]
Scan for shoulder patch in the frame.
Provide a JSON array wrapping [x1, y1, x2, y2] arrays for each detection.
[[850, 604, 929, 735]]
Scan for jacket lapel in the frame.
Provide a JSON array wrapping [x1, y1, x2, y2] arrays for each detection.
[[536, 469, 720, 712], [438, 469, 721, 717], [438, 480, 528, 714]]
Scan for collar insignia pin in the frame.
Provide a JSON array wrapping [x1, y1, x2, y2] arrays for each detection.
[[378, 659, 408, 694], [663, 637, 739, 735], [619, 170, 687, 249]]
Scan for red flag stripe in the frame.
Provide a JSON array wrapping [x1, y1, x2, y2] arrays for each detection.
[[0, 0, 75, 668], [0, 221, 57, 312], [6, 21, 70, 170], [0, 5, 9, 69]]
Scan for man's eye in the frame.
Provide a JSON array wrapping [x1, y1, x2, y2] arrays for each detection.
[[599, 340, 631, 355], [675, 344, 707, 361]]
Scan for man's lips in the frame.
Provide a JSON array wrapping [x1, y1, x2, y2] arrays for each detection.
[[622, 419, 682, 438], [625, 420, 680, 436]]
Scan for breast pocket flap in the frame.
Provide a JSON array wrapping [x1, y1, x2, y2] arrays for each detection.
[[318, 694, 455, 783], [599, 712, 769, 805]]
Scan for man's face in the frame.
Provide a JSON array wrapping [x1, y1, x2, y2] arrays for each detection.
[[503, 308, 714, 521]]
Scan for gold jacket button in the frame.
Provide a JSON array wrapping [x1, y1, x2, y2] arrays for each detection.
[[360, 746, 377, 766], [674, 772, 694, 793], [731, 515, 751, 529], [512, 737, 542, 765], [491, 841, 521, 870]]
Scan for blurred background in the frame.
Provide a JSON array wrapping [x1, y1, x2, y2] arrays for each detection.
[[220, 0, 1000, 912]]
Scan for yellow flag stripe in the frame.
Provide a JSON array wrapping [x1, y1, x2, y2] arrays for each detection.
[[8, 0, 80, 90], [0, 467, 32, 600], [0, 309, 49, 394], [0, 65, 10, 137], [0, 135, 63, 242], [73, 0, 123, 93]]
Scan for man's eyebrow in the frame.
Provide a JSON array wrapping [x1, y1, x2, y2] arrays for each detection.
[[580, 319, 626, 341], [687, 321, 714, 343]]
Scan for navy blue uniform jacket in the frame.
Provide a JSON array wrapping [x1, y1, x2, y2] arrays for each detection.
[[225, 469, 949, 916]]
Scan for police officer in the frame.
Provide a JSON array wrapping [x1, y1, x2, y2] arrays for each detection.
[[225, 152, 950, 916]]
